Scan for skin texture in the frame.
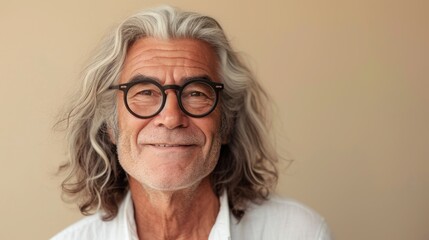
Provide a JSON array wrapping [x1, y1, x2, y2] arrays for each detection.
[[115, 38, 223, 240]]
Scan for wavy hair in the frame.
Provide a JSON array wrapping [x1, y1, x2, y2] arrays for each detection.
[[57, 5, 279, 220]]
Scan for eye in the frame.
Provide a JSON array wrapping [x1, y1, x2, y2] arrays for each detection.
[[182, 81, 215, 101], [189, 91, 206, 97], [138, 89, 154, 96]]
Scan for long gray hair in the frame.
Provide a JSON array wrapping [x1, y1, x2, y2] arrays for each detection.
[[58, 5, 279, 220]]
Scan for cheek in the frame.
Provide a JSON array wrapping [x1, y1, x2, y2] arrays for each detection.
[[198, 115, 223, 152], [117, 100, 149, 131], [117, 101, 130, 128], [116, 126, 145, 171], [116, 112, 153, 158]]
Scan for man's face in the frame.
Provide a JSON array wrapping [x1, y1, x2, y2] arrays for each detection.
[[115, 37, 223, 191]]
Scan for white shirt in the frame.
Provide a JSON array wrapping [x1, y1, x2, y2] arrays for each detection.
[[51, 192, 331, 240]]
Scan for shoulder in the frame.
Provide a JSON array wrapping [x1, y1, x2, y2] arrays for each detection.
[[51, 192, 136, 240], [50, 213, 107, 240], [230, 195, 332, 240], [249, 195, 326, 227], [50, 211, 135, 240]]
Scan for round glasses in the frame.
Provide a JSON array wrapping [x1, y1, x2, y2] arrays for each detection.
[[109, 77, 224, 118]]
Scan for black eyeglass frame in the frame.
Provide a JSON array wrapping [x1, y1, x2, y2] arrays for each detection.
[[109, 78, 224, 119]]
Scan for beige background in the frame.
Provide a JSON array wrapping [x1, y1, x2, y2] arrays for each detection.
[[1, 0, 428, 239]]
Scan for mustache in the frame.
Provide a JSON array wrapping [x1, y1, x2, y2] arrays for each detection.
[[137, 129, 204, 145]]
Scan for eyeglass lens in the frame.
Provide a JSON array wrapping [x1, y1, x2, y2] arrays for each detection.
[[126, 81, 217, 118]]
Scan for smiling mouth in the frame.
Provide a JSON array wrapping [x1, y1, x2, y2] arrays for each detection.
[[150, 144, 194, 147]]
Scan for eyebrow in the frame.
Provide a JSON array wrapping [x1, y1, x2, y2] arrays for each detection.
[[127, 74, 214, 85], [128, 75, 158, 84]]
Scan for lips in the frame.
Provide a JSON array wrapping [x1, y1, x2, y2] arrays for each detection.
[[151, 144, 193, 147]]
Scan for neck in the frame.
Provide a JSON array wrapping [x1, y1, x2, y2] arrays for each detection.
[[129, 176, 219, 240]]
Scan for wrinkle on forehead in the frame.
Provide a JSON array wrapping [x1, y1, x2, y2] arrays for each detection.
[[120, 38, 219, 84]]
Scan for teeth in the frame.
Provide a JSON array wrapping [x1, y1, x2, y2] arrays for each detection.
[[156, 144, 178, 147]]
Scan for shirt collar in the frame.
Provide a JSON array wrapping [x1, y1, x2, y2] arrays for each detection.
[[122, 192, 138, 240], [208, 190, 231, 240]]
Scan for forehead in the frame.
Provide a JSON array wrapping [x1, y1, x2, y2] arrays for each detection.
[[120, 37, 220, 83]]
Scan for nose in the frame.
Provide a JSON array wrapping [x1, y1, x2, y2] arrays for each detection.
[[153, 89, 189, 129]]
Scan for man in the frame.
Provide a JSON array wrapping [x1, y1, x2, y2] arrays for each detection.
[[53, 6, 331, 240]]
